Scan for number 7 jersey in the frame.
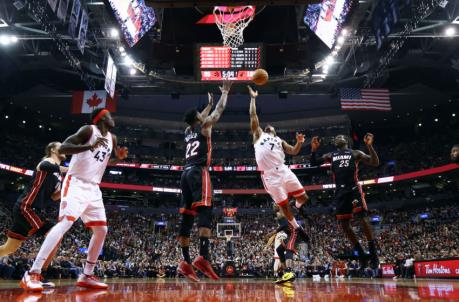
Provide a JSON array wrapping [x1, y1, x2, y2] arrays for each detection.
[[254, 132, 285, 171], [184, 125, 211, 168], [67, 125, 113, 184]]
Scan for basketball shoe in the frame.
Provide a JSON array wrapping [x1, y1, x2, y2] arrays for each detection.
[[275, 271, 296, 284], [76, 274, 108, 289], [20, 271, 44, 292], [177, 260, 200, 282], [192, 256, 220, 280]]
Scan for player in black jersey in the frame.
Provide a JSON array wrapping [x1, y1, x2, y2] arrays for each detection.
[[177, 81, 232, 282], [0, 142, 67, 285], [266, 204, 307, 284], [311, 134, 380, 269]]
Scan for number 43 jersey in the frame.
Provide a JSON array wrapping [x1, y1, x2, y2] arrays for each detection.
[[67, 125, 113, 184], [331, 148, 359, 190], [184, 125, 211, 168]]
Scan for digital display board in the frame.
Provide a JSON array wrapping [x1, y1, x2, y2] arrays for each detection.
[[196, 44, 263, 81], [304, 0, 353, 48]]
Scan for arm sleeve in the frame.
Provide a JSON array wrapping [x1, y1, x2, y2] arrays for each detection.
[[38, 161, 60, 173]]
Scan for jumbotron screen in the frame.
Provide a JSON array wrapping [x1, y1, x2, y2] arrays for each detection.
[[196, 44, 263, 81]]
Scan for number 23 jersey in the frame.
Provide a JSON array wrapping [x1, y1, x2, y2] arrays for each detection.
[[184, 125, 211, 168], [330, 148, 358, 189], [254, 132, 285, 171], [67, 125, 113, 184]]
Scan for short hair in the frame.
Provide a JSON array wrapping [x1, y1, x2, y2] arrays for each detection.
[[183, 108, 198, 126], [90, 108, 106, 124], [44, 141, 60, 159]]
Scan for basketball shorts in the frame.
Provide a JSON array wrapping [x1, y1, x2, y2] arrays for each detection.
[[282, 227, 301, 254], [261, 165, 305, 206], [7, 203, 54, 241], [59, 175, 107, 227], [335, 185, 368, 220], [179, 166, 212, 216]]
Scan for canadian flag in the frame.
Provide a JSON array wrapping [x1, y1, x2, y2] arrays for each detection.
[[71, 90, 117, 114]]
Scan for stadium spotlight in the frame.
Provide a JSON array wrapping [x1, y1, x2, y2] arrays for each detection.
[[129, 68, 137, 75], [445, 26, 456, 36], [341, 28, 349, 36], [22, 120, 26, 124], [418, 123, 422, 127], [434, 118, 439, 122], [110, 28, 119, 38], [4, 115, 8, 119], [337, 36, 345, 45], [453, 113, 456, 117], [38, 125, 43, 128], [326, 56, 335, 65], [124, 56, 133, 65], [119, 46, 125, 52]]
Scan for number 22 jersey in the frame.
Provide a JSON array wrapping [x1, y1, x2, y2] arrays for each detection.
[[67, 125, 113, 184], [184, 125, 211, 168]]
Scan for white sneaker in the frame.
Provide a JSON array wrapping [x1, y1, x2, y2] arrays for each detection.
[[41, 279, 55, 288], [76, 274, 108, 289], [20, 271, 44, 292]]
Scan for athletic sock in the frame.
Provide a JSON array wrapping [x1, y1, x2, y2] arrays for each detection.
[[182, 246, 191, 264], [288, 218, 300, 229], [84, 261, 97, 276], [199, 237, 210, 260], [368, 240, 377, 256]]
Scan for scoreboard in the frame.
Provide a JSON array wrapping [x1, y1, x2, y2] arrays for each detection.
[[196, 44, 263, 81]]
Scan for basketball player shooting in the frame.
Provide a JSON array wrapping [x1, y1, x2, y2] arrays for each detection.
[[21, 109, 128, 291], [248, 86, 309, 237], [177, 81, 232, 282], [0, 142, 68, 288], [311, 134, 380, 269]]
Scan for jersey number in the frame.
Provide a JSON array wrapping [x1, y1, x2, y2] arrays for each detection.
[[186, 141, 200, 159], [269, 143, 275, 151], [339, 159, 350, 167], [94, 151, 107, 162]]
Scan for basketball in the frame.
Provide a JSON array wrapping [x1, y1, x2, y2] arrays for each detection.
[[252, 69, 269, 86]]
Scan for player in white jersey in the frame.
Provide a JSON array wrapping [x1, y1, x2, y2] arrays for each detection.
[[21, 108, 128, 292], [248, 86, 309, 230]]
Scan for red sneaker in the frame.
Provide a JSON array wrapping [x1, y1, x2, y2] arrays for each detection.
[[76, 274, 108, 289], [192, 256, 220, 280], [177, 260, 200, 282]]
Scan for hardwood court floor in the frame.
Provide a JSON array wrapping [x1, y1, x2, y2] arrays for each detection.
[[1, 278, 458, 301]]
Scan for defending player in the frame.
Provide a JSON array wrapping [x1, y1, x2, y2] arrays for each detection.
[[21, 109, 128, 291], [311, 134, 380, 269], [0, 142, 67, 287], [248, 86, 309, 236], [266, 205, 306, 284], [177, 82, 232, 282]]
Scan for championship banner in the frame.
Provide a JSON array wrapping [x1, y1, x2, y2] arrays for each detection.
[[57, 0, 70, 21], [415, 259, 459, 278], [381, 264, 395, 278], [48, 0, 59, 12], [104, 54, 117, 98], [68, 0, 81, 38], [77, 9, 88, 54], [71, 90, 117, 114]]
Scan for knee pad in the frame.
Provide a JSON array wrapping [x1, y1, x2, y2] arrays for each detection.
[[179, 214, 194, 238], [197, 207, 212, 229]]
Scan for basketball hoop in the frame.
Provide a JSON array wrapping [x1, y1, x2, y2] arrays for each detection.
[[213, 6, 255, 48]]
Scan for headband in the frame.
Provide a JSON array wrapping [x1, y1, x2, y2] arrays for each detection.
[[92, 109, 109, 124]]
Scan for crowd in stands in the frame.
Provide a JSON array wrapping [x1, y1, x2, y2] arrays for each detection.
[[0, 204, 458, 280]]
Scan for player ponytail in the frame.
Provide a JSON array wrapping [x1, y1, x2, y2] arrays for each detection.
[[44, 142, 60, 159]]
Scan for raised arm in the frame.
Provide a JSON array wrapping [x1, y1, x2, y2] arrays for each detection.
[[248, 85, 262, 143], [59, 125, 107, 155], [353, 133, 380, 167], [201, 81, 232, 131], [310, 136, 332, 166], [200, 92, 214, 120], [282, 133, 305, 155]]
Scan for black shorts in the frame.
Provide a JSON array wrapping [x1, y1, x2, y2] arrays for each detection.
[[283, 226, 301, 254], [334, 185, 368, 220], [179, 166, 212, 216], [7, 203, 54, 241]]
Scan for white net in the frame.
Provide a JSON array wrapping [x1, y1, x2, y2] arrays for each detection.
[[213, 6, 255, 48]]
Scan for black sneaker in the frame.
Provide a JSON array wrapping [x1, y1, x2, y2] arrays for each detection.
[[369, 254, 379, 270]]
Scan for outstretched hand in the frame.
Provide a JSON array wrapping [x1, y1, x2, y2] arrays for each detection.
[[296, 133, 305, 144], [311, 136, 321, 151], [247, 85, 258, 98], [220, 81, 232, 94], [364, 133, 374, 146], [116, 146, 129, 160]]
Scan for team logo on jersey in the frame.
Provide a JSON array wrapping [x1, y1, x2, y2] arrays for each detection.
[[259, 136, 281, 149]]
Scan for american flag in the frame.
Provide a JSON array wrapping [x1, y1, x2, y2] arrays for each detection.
[[340, 88, 391, 111]]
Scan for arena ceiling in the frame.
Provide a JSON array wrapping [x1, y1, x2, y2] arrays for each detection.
[[0, 0, 458, 121]]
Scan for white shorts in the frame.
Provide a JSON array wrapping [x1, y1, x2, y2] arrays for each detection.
[[59, 175, 107, 227], [261, 165, 305, 206]]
